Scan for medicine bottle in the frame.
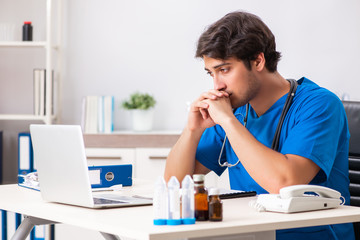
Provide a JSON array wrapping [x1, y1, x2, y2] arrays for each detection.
[[22, 21, 33, 41], [153, 176, 167, 225], [167, 176, 181, 225], [208, 188, 223, 221], [181, 175, 195, 224], [193, 174, 208, 221]]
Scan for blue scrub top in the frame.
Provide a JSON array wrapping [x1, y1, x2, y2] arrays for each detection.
[[195, 77, 354, 240]]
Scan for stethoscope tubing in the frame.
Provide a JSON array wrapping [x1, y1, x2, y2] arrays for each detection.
[[217, 79, 298, 168]]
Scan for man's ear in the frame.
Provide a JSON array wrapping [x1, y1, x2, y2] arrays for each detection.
[[253, 52, 265, 71]]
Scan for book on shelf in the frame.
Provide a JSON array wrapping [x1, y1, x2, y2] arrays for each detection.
[[82, 95, 114, 134], [33, 69, 55, 116], [15, 131, 50, 239], [33, 70, 40, 116], [84, 96, 98, 134], [103, 96, 115, 133], [18, 133, 34, 180], [98, 96, 104, 133], [1, 212, 34, 240], [3, 211, 22, 240], [33, 224, 45, 240]]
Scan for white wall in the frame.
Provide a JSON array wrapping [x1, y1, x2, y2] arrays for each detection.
[[1, 0, 360, 182], [61, 0, 360, 131]]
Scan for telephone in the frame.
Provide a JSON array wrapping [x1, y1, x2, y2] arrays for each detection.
[[250, 185, 344, 213]]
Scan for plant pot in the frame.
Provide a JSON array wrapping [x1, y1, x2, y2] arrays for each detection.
[[130, 109, 154, 131]]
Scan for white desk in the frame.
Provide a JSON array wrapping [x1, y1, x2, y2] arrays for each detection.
[[1, 182, 360, 240]]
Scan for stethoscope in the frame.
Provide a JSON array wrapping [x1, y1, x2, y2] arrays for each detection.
[[218, 79, 298, 168]]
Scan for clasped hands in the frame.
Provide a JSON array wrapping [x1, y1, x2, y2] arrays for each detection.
[[189, 89, 235, 130]]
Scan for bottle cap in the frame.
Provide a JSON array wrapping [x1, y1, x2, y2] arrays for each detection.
[[167, 176, 180, 187], [154, 175, 166, 187], [181, 218, 196, 225], [24, 21, 32, 25], [192, 174, 205, 182], [166, 219, 182, 225], [181, 175, 194, 188], [153, 219, 167, 225], [209, 188, 220, 196]]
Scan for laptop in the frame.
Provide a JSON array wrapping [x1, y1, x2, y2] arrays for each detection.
[[30, 124, 153, 208]]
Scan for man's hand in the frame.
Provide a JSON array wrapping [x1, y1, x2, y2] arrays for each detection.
[[187, 90, 229, 132], [202, 93, 234, 126]]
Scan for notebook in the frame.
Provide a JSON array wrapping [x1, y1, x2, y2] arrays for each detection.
[[30, 124, 152, 208]]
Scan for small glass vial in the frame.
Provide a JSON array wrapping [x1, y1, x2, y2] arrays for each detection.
[[22, 21, 33, 41], [181, 175, 195, 224], [167, 176, 181, 225], [208, 188, 223, 221], [193, 174, 209, 221], [153, 176, 167, 225]]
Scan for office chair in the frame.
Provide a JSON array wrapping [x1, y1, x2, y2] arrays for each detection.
[[343, 101, 360, 239]]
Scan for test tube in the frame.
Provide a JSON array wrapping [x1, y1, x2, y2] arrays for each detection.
[[153, 176, 167, 225], [167, 176, 181, 225], [181, 175, 195, 224]]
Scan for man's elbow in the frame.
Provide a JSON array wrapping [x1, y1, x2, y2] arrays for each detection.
[[267, 175, 312, 194]]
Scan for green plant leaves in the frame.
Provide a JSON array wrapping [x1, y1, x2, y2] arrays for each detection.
[[122, 92, 156, 110]]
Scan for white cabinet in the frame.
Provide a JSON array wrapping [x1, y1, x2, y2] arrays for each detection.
[[84, 147, 170, 181], [83, 132, 180, 182], [135, 148, 170, 181], [84, 147, 230, 189], [85, 148, 135, 167]]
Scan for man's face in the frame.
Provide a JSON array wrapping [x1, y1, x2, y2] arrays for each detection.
[[203, 56, 260, 108]]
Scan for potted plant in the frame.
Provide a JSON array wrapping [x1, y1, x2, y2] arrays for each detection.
[[122, 92, 156, 131]]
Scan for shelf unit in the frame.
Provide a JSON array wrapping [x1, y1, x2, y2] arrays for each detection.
[[0, 0, 62, 125], [0, 41, 47, 47]]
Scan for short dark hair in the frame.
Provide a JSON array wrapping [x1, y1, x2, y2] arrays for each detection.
[[195, 11, 281, 72]]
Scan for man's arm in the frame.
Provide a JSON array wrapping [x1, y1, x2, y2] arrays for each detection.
[[222, 117, 320, 193], [164, 127, 210, 182], [164, 90, 229, 182], [204, 96, 320, 193]]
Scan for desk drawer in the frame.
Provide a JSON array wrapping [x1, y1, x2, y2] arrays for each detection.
[[85, 148, 135, 166], [135, 148, 170, 181]]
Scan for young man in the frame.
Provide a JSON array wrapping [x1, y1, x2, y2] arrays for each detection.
[[165, 11, 354, 239]]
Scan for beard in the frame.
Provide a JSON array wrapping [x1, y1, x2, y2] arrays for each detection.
[[230, 74, 261, 108]]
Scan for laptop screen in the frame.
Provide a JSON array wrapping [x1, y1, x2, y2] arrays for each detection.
[[30, 124, 95, 207]]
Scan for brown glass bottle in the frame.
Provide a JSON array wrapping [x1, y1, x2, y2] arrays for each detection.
[[193, 174, 209, 221], [208, 188, 223, 221]]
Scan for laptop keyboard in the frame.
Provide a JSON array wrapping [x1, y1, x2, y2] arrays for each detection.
[[93, 197, 127, 205]]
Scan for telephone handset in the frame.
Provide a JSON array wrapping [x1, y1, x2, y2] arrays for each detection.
[[250, 185, 344, 213], [279, 184, 341, 199]]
